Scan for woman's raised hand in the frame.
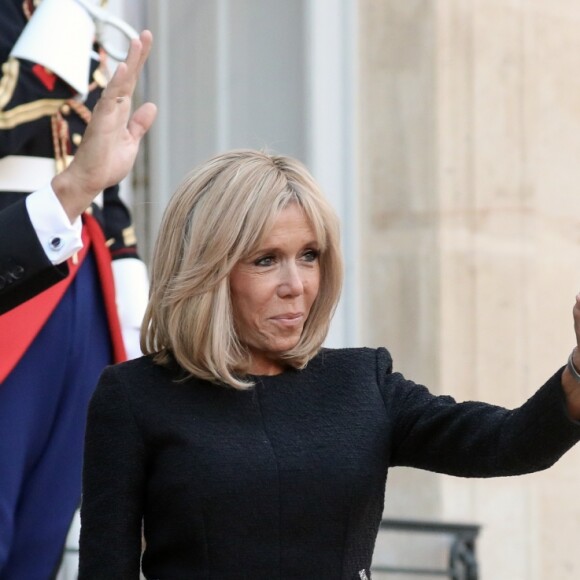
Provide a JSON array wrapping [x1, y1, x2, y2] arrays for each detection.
[[561, 293, 580, 419], [571, 293, 580, 375], [51, 30, 157, 222]]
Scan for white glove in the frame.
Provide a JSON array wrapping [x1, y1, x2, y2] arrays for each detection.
[[111, 258, 149, 360]]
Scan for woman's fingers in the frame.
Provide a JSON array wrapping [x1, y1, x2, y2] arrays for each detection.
[[574, 294, 580, 344]]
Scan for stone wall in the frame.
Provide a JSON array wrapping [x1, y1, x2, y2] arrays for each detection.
[[359, 1, 580, 578]]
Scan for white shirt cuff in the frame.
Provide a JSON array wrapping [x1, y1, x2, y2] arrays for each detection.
[[26, 185, 83, 265]]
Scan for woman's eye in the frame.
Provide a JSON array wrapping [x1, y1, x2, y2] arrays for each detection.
[[254, 255, 275, 267], [302, 249, 320, 262]]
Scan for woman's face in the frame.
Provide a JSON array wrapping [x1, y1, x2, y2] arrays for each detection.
[[229, 203, 320, 376]]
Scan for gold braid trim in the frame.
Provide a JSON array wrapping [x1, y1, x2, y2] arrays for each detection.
[[0, 58, 66, 129], [122, 226, 137, 246], [66, 99, 92, 124], [0, 59, 20, 111], [0, 99, 66, 129], [51, 111, 70, 173]]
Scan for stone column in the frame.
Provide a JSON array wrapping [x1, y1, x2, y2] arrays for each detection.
[[359, 1, 580, 578]]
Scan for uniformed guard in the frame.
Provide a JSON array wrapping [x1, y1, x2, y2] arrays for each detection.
[[0, 0, 149, 576]]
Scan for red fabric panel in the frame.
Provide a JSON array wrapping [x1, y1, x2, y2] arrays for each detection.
[[32, 64, 57, 91], [0, 228, 91, 383], [82, 213, 127, 364]]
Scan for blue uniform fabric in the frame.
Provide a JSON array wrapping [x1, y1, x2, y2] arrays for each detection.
[[0, 253, 112, 578]]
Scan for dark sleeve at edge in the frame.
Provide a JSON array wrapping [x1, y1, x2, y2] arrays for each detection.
[[0, 199, 69, 314]]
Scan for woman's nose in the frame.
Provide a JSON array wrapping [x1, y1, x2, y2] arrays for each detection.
[[277, 263, 304, 297]]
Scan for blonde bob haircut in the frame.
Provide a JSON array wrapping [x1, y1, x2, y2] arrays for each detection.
[[141, 149, 343, 389]]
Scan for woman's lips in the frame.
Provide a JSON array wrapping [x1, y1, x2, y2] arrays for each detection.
[[270, 313, 304, 327]]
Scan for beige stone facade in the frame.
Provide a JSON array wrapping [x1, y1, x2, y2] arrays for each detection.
[[359, 1, 580, 578]]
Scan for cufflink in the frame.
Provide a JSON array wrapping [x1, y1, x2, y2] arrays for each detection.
[[49, 237, 64, 251]]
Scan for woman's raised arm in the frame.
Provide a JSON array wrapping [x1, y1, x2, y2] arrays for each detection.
[[560, 293, 580, 420]]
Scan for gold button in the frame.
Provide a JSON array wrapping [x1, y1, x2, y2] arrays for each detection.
[[61, 103, 71, 115], [92, 68, 107, 89], [72, 133, 82, 146]]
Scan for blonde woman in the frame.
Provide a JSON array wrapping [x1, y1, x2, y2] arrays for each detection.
[[75, 34, 580, 580]]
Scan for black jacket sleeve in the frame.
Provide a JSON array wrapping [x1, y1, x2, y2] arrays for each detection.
[[0, 199, 68, 315], [376, 348, 580, 477]]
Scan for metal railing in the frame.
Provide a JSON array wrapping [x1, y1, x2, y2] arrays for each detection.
[[372, 518, 480, 579], [59, 513, 480, 580]]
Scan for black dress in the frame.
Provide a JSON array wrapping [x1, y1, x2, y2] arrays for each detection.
[[79, 347, 580, 579]]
